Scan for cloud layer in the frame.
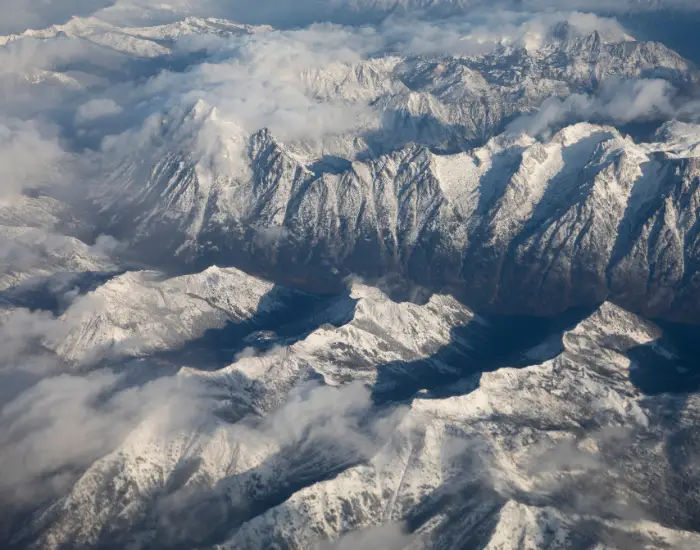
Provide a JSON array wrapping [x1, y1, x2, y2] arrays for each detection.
[[0, 1, 699, 546], [507, 77, 694, 138]]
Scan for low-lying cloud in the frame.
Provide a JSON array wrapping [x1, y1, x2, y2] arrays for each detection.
[[0, 369, 203, 507], [0, 0, 698, 546], [507, 77, 692, 139], [75, 98, 123, 124], [0, 119, 68, 200]]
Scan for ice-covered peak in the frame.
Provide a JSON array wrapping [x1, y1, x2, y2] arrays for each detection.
[[651, 120, 700, 157], [47, 266, 276, 365], [119, 16, 259, 40], [0, 14, 258, 56]]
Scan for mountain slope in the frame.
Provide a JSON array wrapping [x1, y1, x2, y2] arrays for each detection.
[[95, 114, 700, 321], [14, 286, 699, 549], [1, 8, 700, 550]]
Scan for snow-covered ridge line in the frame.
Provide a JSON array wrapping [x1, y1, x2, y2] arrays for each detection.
[[0, 16, 261, 51], [96, 111, 700, 322], [1, 8, 699, 549], [17, 283, 700, 549]]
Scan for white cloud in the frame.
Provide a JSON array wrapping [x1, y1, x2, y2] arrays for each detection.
[[318, 522, 413, 550], [0, 119, 67, 200], [507, 78, 680, 138], [75, 98, 122, 124], [0, 368, 203, 505]]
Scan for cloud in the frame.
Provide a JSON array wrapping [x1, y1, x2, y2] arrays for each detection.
[[261, 381, 401, 453], [373, 10, 630, 57], [522, 427, 650, 521], [0, 368, 203, 507], [317, 522, 414, 550], [0, 291, 112, 375], [75, 99, 122, 124], [0, 119, 68, 200], [0, 280, 203, 522], [0, 307, 64, 372], [507, 78, 681, 138]]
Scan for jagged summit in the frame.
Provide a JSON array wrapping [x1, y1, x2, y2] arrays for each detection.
[[14, 276, 699, 549], [1, 6, 700, 550], [92, 112, 700, 321]]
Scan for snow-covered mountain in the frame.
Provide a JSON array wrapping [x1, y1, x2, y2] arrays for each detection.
[[1, 4, 699, 550], [9, 277, 699, 549], [95, 112, 700, 322], [62, 17, 697, 322]]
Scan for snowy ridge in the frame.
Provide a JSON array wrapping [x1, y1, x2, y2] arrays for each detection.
[[24, 283, 700, 549], [1, 7, 700, 550], [97, 111, 700, 320], [218, 302, 700, 549], [191, 279, 476, 412], [48, 266, 277, 364], [0, 225, 116, 291], [0, 16, 257, 57]]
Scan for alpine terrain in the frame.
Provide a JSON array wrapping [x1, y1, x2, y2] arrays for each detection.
[[0, 1, 699, 549]]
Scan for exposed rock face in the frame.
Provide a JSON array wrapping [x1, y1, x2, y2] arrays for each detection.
[[75, 23, 700, 321], [96, 113, 700, 321], [1, 8, 700, 550], [13, 280, 699, 550]]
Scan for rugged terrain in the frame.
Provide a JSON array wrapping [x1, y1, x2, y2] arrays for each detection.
[[0, 3, 699, 549]]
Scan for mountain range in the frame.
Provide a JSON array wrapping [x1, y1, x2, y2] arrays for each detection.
[[0, 4, 699, 549]]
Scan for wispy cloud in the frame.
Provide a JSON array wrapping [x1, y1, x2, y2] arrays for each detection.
[[507, 77, 690, 138], [0, 1, 698, 546]]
